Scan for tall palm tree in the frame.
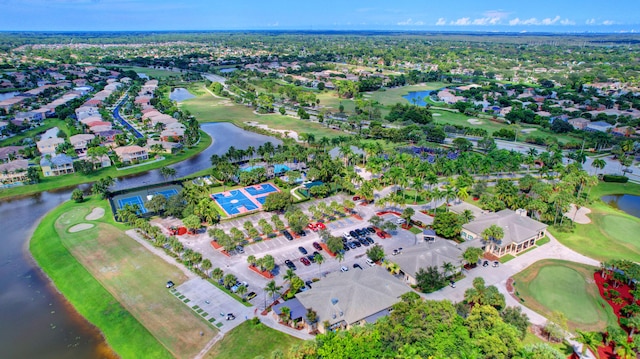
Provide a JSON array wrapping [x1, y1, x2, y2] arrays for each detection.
[[411, 177, 425, 204], [283, 268, 296, 284], [264, 280, 282, 304], [575, 330, 602, 359], [442, 262, 455, 278], [591, 158, 606, 177], [314, 252, 324, 276]]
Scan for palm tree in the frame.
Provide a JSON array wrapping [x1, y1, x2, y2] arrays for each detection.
[[615, 340, 637, 359], [442, 262, 455, 278], [591, 158, 606, 176], [264, 280, 282, 304], [211, 267, 224, 282], [283, 268, 297, 284], [236, 284, 248, 299], [575, 330, 602, 359], [411, 177, 425, 204], [460, 209, 475, 224], [201, 259, 212, 277], [314, 252, 324, 275]]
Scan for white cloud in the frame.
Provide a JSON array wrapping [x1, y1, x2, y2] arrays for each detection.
[[541, 16, 560, 25], [560, 18, 575, 25], [602, 20, 616, 25], [450, 17, 471, 26], [483, 10, 510, 19], [586, 18, 596, 25], [397, 18, 424, 26], [435, 18, 446, 26]]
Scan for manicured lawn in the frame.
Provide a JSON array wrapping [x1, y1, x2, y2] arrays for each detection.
[[512, 259, 617, 331], [205, 320, 302, 359], [0, 130, 211, 200], [550, 182, 640, 263], [111, 66, 180, 79], [0, 118, 71, 147], [181, 88, 343, 139], [369, 82, 449, 106], [31, 198, 217, 358]]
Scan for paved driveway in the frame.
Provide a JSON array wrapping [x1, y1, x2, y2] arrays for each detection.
[[175, 278, 254, 333]]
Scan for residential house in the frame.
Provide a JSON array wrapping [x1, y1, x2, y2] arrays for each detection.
[[114, 145, 148, 164], [282, 266, 411, 334], [461, 209, 547, 258], [0, 146, 26, 162], [69, 134, 95, 153], [612, 126, 634, 137], [392, 240, 464, 286], [75, 105, 100, 121], [0, 121, 7, 132], [568, 118, 590, 130], [36, 137, 64, 156], [40, 154, 75, 177], [0, 160, 29, 184], [146, 139, 182, 154], [95, 129, 122, 142], [586, 121, 614, 133], [14, 111, 44, 124]]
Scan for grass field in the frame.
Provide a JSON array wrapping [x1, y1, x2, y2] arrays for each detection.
[[0, 118, 71, 147], [31, 198, 217, 358], [181, 87, 344, 139], [550, 182, 640, 263], [512, 259, 617, 331], [205, 320, 302, 359], [112, 66, 181, 79]]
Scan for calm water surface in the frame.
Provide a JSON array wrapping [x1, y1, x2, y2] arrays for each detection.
[[601, 194, 640, 218], [0, 123, 280, 358]]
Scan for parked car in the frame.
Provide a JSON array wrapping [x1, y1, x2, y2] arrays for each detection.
[[482, 260, 489, 267], [450, 280, 456, 288], [396, 218, 406, 224], [340, 266, 349, 272], [359, 238, 370, 246], [353, 241, 362, 248], [316, 222, 326, 230], [343, 244, 350, 251], [305, 280, 313, 289], [352, 196, 361, 201], [166, 280, 175, 288], [308, 223, 318, 231], [623, 168, 634, 173], [365, 258, 376, 267], [365, 237, 374, 244], [312, 242, 322, 251], [245, 291, 257, 300], [282, 230, 293, 240], [493, 261, 499, 267], [285, 259, 297, 270], [297, 230, 307, 237], [376, 231, 385, 238], [307, 254, 316, 263], [298, 246, 308, 255], [367, 227, 376, 234], [300, 257, 311, 266], [353, 263, 363, 270]]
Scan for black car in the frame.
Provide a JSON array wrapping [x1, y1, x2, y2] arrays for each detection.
[[365, 237, 374, 244], [282, 230, 293, 240], [343, 243, 350, 251], [313, 242, 322, 251], [367, 227, 376, 234], [342, 236, 348, 243], [285, 259, 297, 270], [349, 230, 358, 238], [305, 280, 313, 289], [482, 260, 489, 267], [297, 230, 307, 237], [353, 263, 363, 270], [353, 241, 362, 248], [298, 246, 308, 255], [359, 238, 370, 246], [307, 254, 316, 263], [166, 280, 175, 288]]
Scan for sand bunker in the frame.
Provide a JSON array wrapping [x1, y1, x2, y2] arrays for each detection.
[[467, 119, 483, 125], [244, 121, 300, 141], [432, 113, 442, 117], [85, 207, 105, 220], [521, 128, 537, 133], [564, 204, 592, 224], [69, 223, 95, 233]]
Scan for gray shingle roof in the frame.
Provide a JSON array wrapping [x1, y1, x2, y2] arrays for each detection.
[[296, 266, 410, 326], [392, 241, 463, 278], [462, 209, 547, 246]]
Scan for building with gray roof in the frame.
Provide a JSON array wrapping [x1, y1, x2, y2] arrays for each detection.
[[461, 209, 547, 257], [392, 239, 464, 286], [292, 266, 410, 333]]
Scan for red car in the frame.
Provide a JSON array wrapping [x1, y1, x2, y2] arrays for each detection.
[[376, 231, 385, 239], [300, 257, 311, 266], [307, 223, 318, 232], [316, 222, 326, 230], [352, 196, 361, 201]]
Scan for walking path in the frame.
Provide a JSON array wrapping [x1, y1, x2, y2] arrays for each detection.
[[259, 313, 315, 340]]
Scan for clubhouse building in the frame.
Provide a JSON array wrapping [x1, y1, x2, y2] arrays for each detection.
[[461, 209, 547, 258]]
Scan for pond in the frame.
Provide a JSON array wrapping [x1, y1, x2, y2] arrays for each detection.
[[402, 90, 436, 107], [169, 88, 195, 102], [601, 194, 640, 219], [0, 91, 20, 101]]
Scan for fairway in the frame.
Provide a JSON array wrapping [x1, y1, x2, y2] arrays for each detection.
[[54, 203, 217, 358], [205, 320, 302, 359], [551, 183, 640, 263], [113, 66, 180, 79], [512, 259, 616, 331], [181, 88, 343, 139]]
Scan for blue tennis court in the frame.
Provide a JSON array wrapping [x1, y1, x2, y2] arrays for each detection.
[[153, 188, 179, 198], [244, 183, 278, 196], [211, 190, 259, 215], [117, 195, 148, 214]]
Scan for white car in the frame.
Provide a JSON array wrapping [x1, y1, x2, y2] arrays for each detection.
[[343, 232, 353, 240], [365, 258, 376, 266], [396, 218, 406, 224], [340, 266, 349, 272]]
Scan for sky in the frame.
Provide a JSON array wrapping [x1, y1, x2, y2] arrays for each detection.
[[1, 0, 639, 32]]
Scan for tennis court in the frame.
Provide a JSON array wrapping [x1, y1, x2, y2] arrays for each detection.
[[117, 195, 148, 214], [211, 183, 280, 216], [111, 184, 183, 216]]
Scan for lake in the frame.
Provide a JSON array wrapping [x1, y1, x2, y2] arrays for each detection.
[[601, 194, 640, 218], [0, 122, 281, 358], [169, 87, 195, 102], [402, 90, 435, 107]]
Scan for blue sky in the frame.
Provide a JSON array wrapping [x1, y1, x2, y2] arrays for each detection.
[[1, 0, 639, 32]]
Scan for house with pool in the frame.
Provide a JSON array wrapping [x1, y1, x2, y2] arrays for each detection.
[[460, 209, 547, 258]]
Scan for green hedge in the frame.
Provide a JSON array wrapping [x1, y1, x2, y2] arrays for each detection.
[[602, 175, 629, 183]]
